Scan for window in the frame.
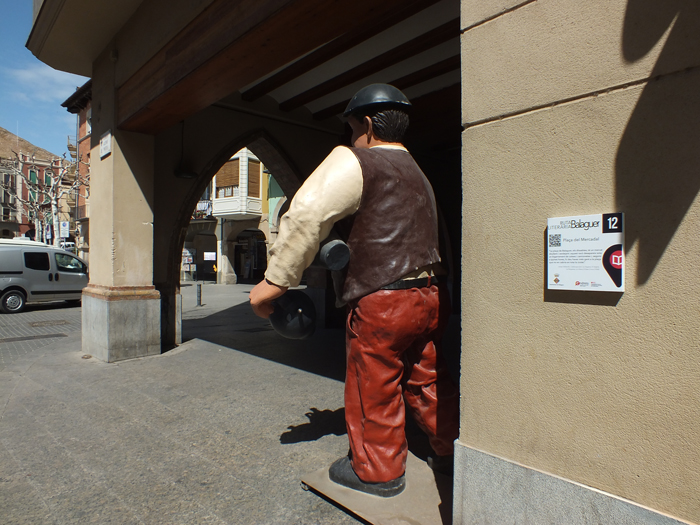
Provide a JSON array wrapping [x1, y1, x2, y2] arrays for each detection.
[[44, 172, 53, 203], [86, 108, 92, 136], [29, 169, 37, 202], [24, 252, 50, 271], [55, 253, 86, 274], [215, 159, 239, 191], [248, 159, 261, 197]]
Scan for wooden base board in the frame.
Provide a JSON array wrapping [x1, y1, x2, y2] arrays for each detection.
[[301, 452, 452, 525]]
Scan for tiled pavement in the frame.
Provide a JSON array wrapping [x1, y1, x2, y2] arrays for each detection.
[[0, 301, 82, 371], [0, 285, 363, 525], [0, 284, 456, 524], [0, 284, 253, 371]]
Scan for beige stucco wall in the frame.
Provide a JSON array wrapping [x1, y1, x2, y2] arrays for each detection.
[[89, 49, 155, 288], [460, 0, 700, 522]]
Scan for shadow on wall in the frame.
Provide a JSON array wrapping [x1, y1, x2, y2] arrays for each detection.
[[616, 0, 700, 285]]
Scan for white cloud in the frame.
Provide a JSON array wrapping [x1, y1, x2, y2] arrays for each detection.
[[5, 62, 87, 104]]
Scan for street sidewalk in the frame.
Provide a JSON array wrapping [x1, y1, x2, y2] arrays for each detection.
[[0, 284, 360, 524]]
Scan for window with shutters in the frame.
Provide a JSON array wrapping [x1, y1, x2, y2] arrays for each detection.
[[248, 159, 261, 197], [29, 169, 37, 202], [215, 159, 239, 198]]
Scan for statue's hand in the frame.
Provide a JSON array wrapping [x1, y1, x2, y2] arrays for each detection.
[[249, 279, 287, 318]]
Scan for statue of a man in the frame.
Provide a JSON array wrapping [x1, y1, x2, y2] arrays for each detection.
[[250, 84, 459, 497]]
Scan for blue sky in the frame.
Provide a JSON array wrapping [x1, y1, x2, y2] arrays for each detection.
[[0, 2, 88, 157]]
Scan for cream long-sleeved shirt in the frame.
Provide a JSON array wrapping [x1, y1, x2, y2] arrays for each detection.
[[265, 144, 409, 288]]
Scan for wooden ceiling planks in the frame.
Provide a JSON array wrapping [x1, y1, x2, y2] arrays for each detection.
[[117, 0, 419, 134], [277, 18, 460, 112], [239, 0, 442, 103], [311, 54, 461, 121]]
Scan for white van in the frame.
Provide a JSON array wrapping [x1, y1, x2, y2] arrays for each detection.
[[0, 239, 88, 313], [59, 241, 76, 253]]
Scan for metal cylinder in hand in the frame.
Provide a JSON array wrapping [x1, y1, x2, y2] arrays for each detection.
[[269, 290, 317, 339]]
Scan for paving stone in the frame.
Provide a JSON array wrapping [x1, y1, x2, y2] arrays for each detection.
[[0, 302, 81, 371], [0, 285, 360, 524]]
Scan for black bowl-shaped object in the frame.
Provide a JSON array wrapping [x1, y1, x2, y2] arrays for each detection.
[[269, 290, 317, 340]]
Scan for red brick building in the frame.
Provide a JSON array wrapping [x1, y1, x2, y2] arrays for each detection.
[[0, 127, 62, 240], [62, 80, 92, 260]]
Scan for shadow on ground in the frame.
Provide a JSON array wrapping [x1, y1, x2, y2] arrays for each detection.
[[184, 297, 459, 479], [182, 301, 347, 381], [281, 407, 347, 443], [183, 299, 461, 384], [278, 404, 437, 459]]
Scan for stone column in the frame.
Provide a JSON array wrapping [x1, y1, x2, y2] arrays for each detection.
[[219, 221, 238, 284], [81, 49, 160, 362]]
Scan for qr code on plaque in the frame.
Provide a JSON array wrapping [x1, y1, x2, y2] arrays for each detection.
[[549, 234, 561, 247]]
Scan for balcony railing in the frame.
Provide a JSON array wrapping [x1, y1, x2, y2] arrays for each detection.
[[76, 205, 88, 220], [67, 135, 77, 159]]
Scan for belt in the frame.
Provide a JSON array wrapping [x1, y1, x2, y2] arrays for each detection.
[[380, 276, 438, 291]]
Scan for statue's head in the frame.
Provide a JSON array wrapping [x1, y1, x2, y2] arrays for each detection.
[[344, 84, 411, 144]]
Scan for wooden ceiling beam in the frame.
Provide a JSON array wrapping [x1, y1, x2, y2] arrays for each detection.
[[239, 0, 441, 103], [312, 54, 461, 121], [116, 0, 415, 134], [278, 18, 459, 112]]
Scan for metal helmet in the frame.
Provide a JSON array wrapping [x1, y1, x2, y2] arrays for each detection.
[[269, 290, 317, 340], [343, 84, 411, 117]]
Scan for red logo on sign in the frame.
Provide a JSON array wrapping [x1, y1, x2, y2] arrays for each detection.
[[610, 250, 623, 269], [575, 281, 580, 286]]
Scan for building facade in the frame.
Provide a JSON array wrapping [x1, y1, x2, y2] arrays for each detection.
[[0, 127, 80, 244], [13, 154, 67, 241], [0, 158, 19, 238], [0, 127, 60, 239], [63, 80, 92, 261], [183, 147, 283, 285], [27, 0, 700, 523]]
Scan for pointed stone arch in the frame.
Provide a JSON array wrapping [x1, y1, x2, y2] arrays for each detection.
[[157, 128, 310, 347]]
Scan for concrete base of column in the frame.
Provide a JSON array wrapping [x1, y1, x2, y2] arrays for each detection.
[[222, 272, 237, 284], [453, 441, 687, 525], [82, 285, 161, 362]]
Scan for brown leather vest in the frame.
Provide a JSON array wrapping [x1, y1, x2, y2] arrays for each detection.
[[337, 147, 441, 303]]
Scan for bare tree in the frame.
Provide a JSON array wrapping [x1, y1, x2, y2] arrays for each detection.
[[0, 157, 48, 241], [0, 152, 89, 245]]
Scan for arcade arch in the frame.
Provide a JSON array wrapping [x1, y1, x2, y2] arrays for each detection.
[[153, 118, 460, 350], [153, 121, 341, 347]]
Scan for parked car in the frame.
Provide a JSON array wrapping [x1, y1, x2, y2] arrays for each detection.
[[59, 241, 76, 253], [0, 239, 88, 313]]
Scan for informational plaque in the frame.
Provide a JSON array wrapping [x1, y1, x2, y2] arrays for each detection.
[[100, 130, 112, 159], [547, 213, 624, 292]]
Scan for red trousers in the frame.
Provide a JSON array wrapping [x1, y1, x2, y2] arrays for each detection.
[[344, 284, 460, 483]]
